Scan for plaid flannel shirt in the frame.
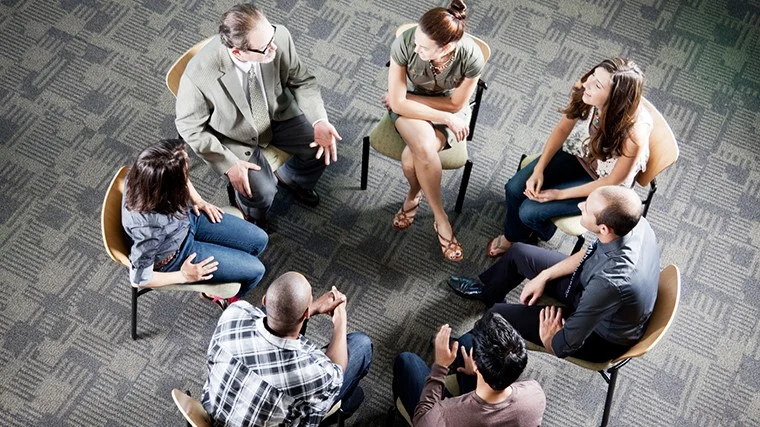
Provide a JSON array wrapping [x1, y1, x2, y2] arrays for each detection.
[[202, 301, 343, 426]]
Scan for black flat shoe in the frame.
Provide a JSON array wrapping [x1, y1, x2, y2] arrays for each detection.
[[447, 275, 486, 299], [274, 170, 320, 207]]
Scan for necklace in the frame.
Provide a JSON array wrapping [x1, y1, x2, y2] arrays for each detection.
[[430, 52, 455, 77], [592, 107, 600, 127]]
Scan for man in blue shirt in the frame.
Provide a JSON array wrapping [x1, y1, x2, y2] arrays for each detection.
[[448, 186, 660, 362]]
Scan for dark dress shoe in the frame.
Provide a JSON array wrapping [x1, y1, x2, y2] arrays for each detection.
[[447, 275, 486, 299], [274, 170, 320, 207], [251, 216, 275, 234]]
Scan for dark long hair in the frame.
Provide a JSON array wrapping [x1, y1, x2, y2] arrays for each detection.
[[418, 0, 468, 46], [125, 139, 190, 215], [562, 57, 644, 161]]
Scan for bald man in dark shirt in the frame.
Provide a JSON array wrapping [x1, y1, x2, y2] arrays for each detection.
[[449, 186, 660, 362]]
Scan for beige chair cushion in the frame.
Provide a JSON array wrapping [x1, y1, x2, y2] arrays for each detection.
[[524, 341, 612, 371], [369, 112, 469, 170], [171, 389, 212, 427], [553, 215, 587, 237], [261, 145, 292, 172], [325, 399, 342, 418]]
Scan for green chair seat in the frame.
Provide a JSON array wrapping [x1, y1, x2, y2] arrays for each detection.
[[369, 112, 469, 170]]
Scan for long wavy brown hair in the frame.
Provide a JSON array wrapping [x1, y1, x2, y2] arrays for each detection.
[[562, 57, 644, 161], [125, 139, 190, 215]]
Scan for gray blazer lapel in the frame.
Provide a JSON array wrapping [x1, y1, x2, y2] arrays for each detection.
[[218, 50, 255, 127]]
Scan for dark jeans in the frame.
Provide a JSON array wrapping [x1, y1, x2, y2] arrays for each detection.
[[160, 211, 268, 297], [392, 339, 476, 418], [334, 332, 374, 415], [236, 115, 326, 219], [392, 353, 430, 418], [479, 243, 630, 363], [504, 150, 593, 242]]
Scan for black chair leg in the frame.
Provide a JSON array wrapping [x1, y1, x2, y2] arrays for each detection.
[[227, 183, 236, 206], [571, 235, 585, 254], [385, 404, 398, 427], [131, 287, 138, 340], [337, 410, 344, 427], [361, 136, 370, 190], [455, 160, 473, 213], [600, 367, 619, 427]]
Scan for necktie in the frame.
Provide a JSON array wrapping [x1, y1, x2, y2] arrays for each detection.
[[565, 239, 599, 300], [248, 68, 272, 147]]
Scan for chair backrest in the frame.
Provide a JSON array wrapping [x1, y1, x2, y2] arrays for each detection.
[[166, 37, 214, 97], [636, 98, 679, 187], [101, 167, 131, 268], [611, 264, 680, 363], [172, 389, 212, 427]]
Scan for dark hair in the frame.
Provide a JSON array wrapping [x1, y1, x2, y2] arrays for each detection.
[[219, 3, 265, 50], [594, 186, 643, 237], [562, 57, 644, 161], [472, 311, 528, 391], [418, 0, 468, 47], [125, 139, 190, 215]]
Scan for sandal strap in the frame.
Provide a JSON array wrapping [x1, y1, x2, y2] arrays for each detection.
[[434, 223, 463, 260]]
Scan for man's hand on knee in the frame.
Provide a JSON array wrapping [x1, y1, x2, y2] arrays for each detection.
[[520, 271, 549, 305], [226, 160, 261, 198]]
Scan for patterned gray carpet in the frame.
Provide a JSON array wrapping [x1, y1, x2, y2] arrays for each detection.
[[1, 0, 759, 425]]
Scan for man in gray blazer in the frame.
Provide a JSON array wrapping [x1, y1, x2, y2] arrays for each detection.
[[176, 4, 341, 228]]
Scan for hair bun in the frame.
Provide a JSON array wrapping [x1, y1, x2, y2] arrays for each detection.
[[448, 0, 467, 20]]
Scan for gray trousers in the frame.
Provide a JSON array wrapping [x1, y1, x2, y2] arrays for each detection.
[[235, 115, 325, 219]]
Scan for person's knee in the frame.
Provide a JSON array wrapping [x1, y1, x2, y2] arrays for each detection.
[[393, 352, 417, 372], [247, 226, 268, 255], [505, 175, 526, 201], [518, 201, 545, 227], [504, 242, 531, 260], [257, 179, 277, 207], [243, 258, 266, 286], [401, 152, 415, 174], [348, 332, 374, 357]]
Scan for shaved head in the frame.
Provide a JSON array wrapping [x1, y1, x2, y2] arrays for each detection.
[[594, 186, 643, 236], [265, 272, 313, 329]]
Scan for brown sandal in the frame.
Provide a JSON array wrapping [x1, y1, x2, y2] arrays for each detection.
[[486, 235, 511, 258], [434, 222, 463, 262], [392, 196, 422, 230]]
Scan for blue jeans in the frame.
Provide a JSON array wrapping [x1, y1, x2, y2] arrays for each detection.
[[504, 150, 594, 242], [335, 332, 374, 415], [160, 212, 268, 297]]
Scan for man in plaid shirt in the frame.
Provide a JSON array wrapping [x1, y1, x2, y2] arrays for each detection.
[[202, 272, 373, 426]]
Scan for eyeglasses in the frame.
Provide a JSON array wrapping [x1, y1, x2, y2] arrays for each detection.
[[243, 25, 276, 54]]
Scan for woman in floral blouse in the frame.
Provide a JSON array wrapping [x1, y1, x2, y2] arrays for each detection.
[[487, 57, 652, 257]]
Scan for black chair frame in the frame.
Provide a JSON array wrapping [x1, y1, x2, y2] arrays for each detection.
[[131, 287, 153, 340], [361, 78, 488, 214]]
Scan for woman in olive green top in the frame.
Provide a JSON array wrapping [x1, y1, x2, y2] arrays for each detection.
[[383, 0, 484, 261]]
